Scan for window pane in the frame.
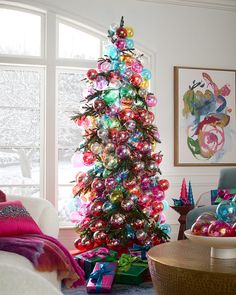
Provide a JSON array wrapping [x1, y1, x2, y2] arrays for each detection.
[[0, 68, 41, 108], [0, 148, 40, 185], [0, 8, 41, 56], [0, 108, 40, 146], [0, 186, 40, 198], [58, 22, 100, 60], [57, 70, 85, 148]]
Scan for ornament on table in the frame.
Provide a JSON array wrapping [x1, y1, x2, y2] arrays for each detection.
[[191, 198, 236, 237], [188, 181, 195, 205], [86, 262, 117, 293]]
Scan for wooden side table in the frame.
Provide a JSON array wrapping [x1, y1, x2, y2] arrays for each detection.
[[147, 240, 236, 295], [171, 205, 194, 240]]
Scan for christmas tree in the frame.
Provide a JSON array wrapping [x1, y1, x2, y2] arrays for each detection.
[[71, 17, 170, 252]]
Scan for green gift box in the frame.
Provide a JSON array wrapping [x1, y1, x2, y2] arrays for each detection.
[[115, 254, 149, 285], [75, 247, 117, 280]]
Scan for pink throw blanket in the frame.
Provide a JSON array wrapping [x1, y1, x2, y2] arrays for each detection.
[[0, 234, 85, 287]]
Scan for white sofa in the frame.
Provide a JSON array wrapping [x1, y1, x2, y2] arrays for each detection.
[[0, 196, 63, 295]]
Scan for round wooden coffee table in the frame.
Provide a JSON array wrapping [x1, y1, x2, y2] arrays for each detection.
[[147, 240, 236, 295]]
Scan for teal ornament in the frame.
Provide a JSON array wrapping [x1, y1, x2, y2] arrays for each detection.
[[160, 223, 171, 235], [103, 90, 119, 104], [126, 38, 134, 49], [216, 200, 236, 223], [105, 44, 119, 59], [117, 62, 126, 74], [102, 201, 115, 213], [141, 69, 152, 80], [162, 200, 169, 211]]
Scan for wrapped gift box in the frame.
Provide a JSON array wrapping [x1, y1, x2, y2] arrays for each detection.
[[87, 262, 117, 293], [75, 247, 117, 279], [128, 244, 150, 260], [115, 254, 149, 285]]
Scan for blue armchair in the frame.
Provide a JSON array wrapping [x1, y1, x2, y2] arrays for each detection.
[[186, 168, 236, 230]]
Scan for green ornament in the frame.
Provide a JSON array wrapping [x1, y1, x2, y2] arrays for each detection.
[[103, 168, 112, 178], [108, 118, 121, 128], [120, 84, 137, 98], [103, 89, 119, 104]]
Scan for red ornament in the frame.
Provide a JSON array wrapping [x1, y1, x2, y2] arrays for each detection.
[[108, 71, 121, 82], [91, 178, 105, 192], [123, 177, 136, 190], [231, 223, 236, 237], [86, 69, 98, 80], [158, 179, 169, 191], [152, 153, 163, 165], [116, 131, 129, 143], [74, 235, 83, 250], [95, 219, 107, 230], [133, 219, 146, 230], [93, 99, 106, 113], [191, 221, 210, 236], [118, 109, 135, 121], [116, 27, 127, 38], [83, 152, 96, 166], [93, 230, 107, 244], [152, 201, 164, 214], [90, 200, 103, 216], [129, 187, 142, 198], [81, 236, 94, 250], [130, 74, 142, 86]]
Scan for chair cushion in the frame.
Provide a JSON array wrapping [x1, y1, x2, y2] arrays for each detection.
[[0, 200, 42, 237]]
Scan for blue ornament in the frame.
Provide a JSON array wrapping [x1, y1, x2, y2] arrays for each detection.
[[126, 224, 135, 239], [102, 201, 114, 213], [119, 170, 129, 181], [126, 38, 134, 49], [160, 223, 172, 235], [141, 69, 152, 80], [216, 200, 236, 223]]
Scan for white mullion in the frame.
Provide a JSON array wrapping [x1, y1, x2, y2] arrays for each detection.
[[44, 11, 57, 207]]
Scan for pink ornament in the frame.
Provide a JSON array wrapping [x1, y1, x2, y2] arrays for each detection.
[[131, 61, 143, 73], [115, 38, 126, 50], [95, 76, 108, 90], [71, 153, 84, 168], [146, 94, 157, 107], [208, 220, 232, 237], [97, 61, 111, 72]]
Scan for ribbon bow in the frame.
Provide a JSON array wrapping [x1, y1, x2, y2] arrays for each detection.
[[130, 244, 150, 259], [89, 263, 114, 291], [118, 254, 141, 272], [82, 247, 110, 260]]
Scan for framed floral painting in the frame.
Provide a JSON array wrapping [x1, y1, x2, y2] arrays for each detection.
[[174, 66, 236, 166]]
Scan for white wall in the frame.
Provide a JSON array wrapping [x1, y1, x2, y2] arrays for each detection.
[[10, 0, 236, 247]]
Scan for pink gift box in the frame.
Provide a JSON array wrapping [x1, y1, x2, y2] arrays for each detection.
[[86, 262, 117, 293]]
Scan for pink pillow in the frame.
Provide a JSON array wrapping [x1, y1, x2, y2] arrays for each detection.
[[0, 200, 42, 237]]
